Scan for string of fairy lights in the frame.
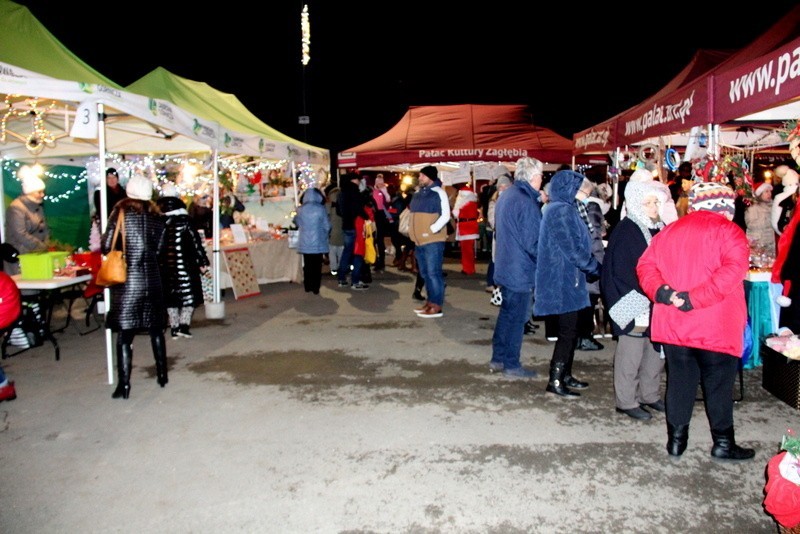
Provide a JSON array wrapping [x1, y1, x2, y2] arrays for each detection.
[[2, 153, 324, 206]]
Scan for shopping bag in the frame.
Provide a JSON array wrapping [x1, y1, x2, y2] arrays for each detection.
[[287, 229, 299, 249], [398, 208, 411, 236]]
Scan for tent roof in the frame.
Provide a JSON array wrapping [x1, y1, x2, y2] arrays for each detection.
[[0, 0, 120, 88], [572, 48, 734, 155], [126, 67, 328, 161], [574, 4, 800, 153], [339, 104, 574, 168]]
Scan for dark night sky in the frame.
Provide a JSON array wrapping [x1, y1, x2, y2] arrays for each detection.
[[16, 1, 800, 159]]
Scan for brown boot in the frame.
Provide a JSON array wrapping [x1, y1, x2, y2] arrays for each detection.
[[408, 250, 418, 274]]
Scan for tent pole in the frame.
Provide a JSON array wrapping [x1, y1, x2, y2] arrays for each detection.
[[212, 149, 223, 308], [98, 103, 114, 385]]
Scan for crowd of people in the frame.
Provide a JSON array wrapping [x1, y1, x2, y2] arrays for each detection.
[[7, 156, 800, 466]]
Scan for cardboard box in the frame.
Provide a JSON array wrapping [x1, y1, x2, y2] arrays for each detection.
[[762, 344, 800, 410], [18, 251, 70, 280]]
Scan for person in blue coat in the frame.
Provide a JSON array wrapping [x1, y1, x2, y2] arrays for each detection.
[[294, 187, 331, 295], [489, 157, 544, 378], [534, 170, 601, 398]]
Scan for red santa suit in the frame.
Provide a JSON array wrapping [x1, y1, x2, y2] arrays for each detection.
[[452, 186, 480, 274]]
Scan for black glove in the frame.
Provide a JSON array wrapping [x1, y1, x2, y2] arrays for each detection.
[[655, 285, 675, 305], [676, 291, 693, 312]]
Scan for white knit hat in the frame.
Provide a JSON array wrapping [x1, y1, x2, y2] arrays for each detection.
[[22, 175, 45, 194], [126, 174, 153, 201]]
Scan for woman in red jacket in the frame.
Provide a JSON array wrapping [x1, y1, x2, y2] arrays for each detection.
[[637, 181, 754, 461]]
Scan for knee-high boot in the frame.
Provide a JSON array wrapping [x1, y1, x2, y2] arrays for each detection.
[[112, 342, 132, 399], [152, 333, 168, 387], [563, 353, 589, 389], [545, 362, 580, 398], [710, 426, 755, 460], [667, 423, 689, 457]]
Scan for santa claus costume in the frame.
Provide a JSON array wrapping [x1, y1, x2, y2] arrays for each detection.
[[452, 186, 480, 275]]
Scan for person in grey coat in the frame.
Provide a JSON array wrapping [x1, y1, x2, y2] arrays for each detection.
[[294, 187, 331, 294], [534, 170, 601, 398], [101, 175, 167, 400]]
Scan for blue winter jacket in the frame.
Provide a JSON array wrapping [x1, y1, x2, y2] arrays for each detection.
[[294, 188, 331, 254], [534, 170, 600, 316], [493, 180, 542, 292]]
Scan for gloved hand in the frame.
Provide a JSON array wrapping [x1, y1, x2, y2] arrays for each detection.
[[676, 291, 693, 312], [655, 285, 675, 305]]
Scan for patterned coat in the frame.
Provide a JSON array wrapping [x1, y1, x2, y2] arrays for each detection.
[[101, 199, 166, 331], [157, 196, 210, 309]]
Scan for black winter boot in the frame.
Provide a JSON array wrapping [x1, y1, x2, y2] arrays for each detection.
[[112, 342, 132, 399], [563, 356, 589, 389], [152, 333, 168, 387], [710, 426, 755, 460], [546, 363, 580, 398], [667, 423, 689, 457]]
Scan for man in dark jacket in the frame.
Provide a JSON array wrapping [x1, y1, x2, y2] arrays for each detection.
[[336, 173, 368, 289], [489, 157, 544, 378]]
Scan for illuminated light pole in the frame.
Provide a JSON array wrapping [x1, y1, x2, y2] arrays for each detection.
[[299, 3, 310, 142]]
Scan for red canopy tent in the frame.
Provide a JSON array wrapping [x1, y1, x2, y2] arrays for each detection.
[[573, 4, 800, 155], [338, 104, 575, 169], [573, 49, 735, 156]]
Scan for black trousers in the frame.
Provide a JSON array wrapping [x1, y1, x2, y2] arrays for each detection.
[[374, 211, 390, 269], [302, 253, 323, 294], [576, 294, 601, 338], [663, 344, 739, 430], [550, 311, 578, 368]]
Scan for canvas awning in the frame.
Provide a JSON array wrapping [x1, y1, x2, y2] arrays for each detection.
[[338, 104, 574, 169]]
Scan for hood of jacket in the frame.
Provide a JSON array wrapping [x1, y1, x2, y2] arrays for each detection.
[[625, 181, 667, 229], [549, 170, 585, 204], [301, 187, 324, 205]]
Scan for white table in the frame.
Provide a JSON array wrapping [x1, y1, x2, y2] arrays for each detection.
[[4, 274, 92, 361]]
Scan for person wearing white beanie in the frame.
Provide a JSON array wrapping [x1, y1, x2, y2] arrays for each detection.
[[4, 171, 49, 274], [101, 173, 167, 400], [125, 174, 154, 201]]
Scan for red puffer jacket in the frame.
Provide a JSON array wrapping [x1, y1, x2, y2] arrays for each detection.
[[636, 210, 749, 357]]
